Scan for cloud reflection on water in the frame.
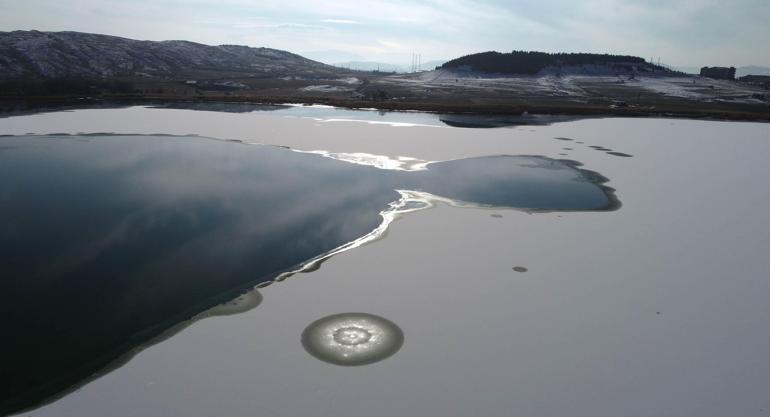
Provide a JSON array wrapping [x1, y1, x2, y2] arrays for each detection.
[[0, 133, 619, 414]]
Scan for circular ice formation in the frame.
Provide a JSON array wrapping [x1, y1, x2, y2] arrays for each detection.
[[334, 326, 373, 345], [302, 313, 404, 366]]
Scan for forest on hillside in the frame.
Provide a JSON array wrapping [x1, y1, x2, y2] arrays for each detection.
[[441, 51, 653, 74]]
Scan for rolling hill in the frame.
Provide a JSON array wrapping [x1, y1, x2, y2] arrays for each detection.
[[0, 30, 340, 80], [441, 51, 668, 75]]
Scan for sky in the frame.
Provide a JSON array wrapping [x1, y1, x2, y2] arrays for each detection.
[[1, 0, 768, 68]]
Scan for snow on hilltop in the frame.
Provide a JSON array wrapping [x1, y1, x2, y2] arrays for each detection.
[[0, 30, 339, 79]]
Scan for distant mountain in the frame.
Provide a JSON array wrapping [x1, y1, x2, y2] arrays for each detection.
[[0, 30, 339, 80], [302, 50, 364, 65], [441, 51, 666, 75], [736, 66, 770, 77], [334, 59, 447, 73], [334, 61, 405, 73]]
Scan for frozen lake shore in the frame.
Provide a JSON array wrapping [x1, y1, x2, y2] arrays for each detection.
[[2, 107, 770, 417]]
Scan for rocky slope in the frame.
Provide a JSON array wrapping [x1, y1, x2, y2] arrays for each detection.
[[0, 30, 339, 79]]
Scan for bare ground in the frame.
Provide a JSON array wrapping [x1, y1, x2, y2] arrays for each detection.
[[2, 69, 769, 121]]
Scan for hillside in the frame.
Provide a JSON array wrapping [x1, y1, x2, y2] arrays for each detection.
[[0, 33, 766, 122], [0, 30, 340, 80], [441, 51, 666, 75]]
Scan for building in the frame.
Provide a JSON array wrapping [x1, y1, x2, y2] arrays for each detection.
[[700, 66, 736, 80]]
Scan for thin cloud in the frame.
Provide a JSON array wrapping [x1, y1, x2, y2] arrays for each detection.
[[321, 19, 363, 25], [0, 0, 767, 66]]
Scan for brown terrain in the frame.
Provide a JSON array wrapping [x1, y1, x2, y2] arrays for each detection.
[[1, 31, 768, 121]]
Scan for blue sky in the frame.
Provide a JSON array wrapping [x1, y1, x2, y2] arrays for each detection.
[[1, 0, 768, 67]]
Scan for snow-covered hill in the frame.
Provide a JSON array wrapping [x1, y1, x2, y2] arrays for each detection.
[[0, 30, 339, 79]]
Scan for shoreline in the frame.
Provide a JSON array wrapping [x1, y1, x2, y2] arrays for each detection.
[[2, 94, 769, 123]]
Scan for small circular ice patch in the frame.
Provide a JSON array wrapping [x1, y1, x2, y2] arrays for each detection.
[[334, 327, 373, 345], [302, 312, 404, 366]]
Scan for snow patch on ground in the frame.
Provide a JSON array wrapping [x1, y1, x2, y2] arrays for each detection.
[[631, 76, 767, 102], [380, 69, 769, 104], [337, 77, 361, 85], [300, 85, 353, 93]]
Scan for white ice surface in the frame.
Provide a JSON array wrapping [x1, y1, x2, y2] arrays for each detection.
[[3, 109, 770, 417]]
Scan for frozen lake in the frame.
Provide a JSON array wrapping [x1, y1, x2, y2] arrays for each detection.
[[1, 106, 769, 417]]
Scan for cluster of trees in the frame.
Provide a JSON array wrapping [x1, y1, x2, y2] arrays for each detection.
[[441, 51, 649, 74], [0, 77, 135, 96]]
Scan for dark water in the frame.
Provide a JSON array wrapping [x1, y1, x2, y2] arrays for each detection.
[[437, 113, 587, 128], [0, 134, 618, 415], [150, 102, 291, 113]]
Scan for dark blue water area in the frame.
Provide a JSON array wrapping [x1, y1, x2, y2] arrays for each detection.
[[0, 134, 618, 414]]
